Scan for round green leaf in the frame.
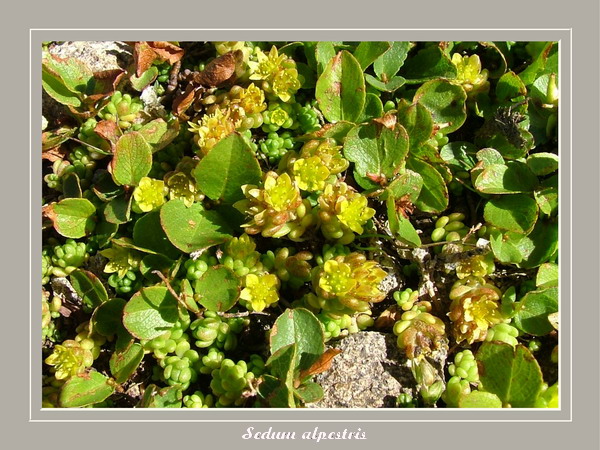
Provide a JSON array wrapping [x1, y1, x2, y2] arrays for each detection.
[[458, 391, 503, 408], [414, 80, 466, 134], [353, 41, 391, 70], [270, 308, 325, 372], [483, 194, 539, 234], [111, 132, 152, 186], [373, 41, 410, 79], [396, 100, 434, 149], [91, 298, 128, 337], [47, 198, 96, 238], [59, 371, 115, 408], [534, 187, 558, 216], [406, 158, 448, 213], [536, 263, 559, 289], [123, 286, 179, 340], [476, 342, 544, 407], [526, 152, 559, 176], [193, 265, 240, 312], [357, 93, 384, 123], [400, 46, 457, 83], [193, 133, 262, 204], [440, 141, 477, 171], [473, 162, 539, 194], [69, 269, 108, 310], [103, 195, 132, 224], [139, 385, 183, 408], [316, 50, 366, 123], [133, 211, 181, 259], [344, 122, 409, 189], [496, 71, 527, 102], [110, 341, 144, 384], [513, 287, 559, 336], [160, 199, 233, 254], [130, 66, 158, 91], [138, 119, 180, 153]]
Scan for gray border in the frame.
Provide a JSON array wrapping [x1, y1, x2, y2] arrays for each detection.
[[3, 0, 596, 448]]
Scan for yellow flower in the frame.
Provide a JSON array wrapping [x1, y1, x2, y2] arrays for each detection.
[[337, 195, 375, 234], [188, 108, 240, 155], [240, 273, 280, 312], [249, 46, 286, 81], [319, 260, 356, 296], [263, 172, 300, 212], [133, 177, 167, 212], [44, 340, 93, 380], [451, 53, 490, 97], [292, 157, 330, 192]]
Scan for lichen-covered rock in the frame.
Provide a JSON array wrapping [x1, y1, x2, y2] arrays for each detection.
[[48, 41, 132, 73], [306, 331, 415, 408]]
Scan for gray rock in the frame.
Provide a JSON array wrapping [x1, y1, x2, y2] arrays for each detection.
[[306, 331, 416, 408], [48, 41, 132, 73]]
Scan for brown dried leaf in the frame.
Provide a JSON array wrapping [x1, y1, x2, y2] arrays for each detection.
[[374, 113, 397, 130], [172, 84, 197, 118], [148, 42, 184, 65], [298, 348, 342, 380], [42, 146, 68, 162], [195, 50, 242, 87], [42, 126, 76, 152], [374, 305, 401, 330], [134, 42, 158, 77]]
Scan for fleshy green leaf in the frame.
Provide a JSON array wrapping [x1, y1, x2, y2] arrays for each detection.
[[123, 286, 179, 340], [353, 41, 392, 70], [476, 342, 544, 407], [513, 287, 559, 336], [46, 198, 96, 238], [69, 269, 108, 310], [316, 50, 366, 123], [59, 371, 115, 408], [160, 199, 233, 254], [344, 122, 409, 189], [111, 132, 153, 186], [193, 133, 262, 204], [193, 265, 240, 312], [270, 308, 325, 372], [483, 194, 539, 235], [414, 80, 467, 134]]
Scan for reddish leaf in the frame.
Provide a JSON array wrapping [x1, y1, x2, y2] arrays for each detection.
[[94, 120, 120, 145], [91, 69, 126, 96], [298, 348, 342, 379], [148, 42, 184, 65], [172, 84, 197, 118], [374, 112, 397, 130], [374, 306, 401, 330], [195, 50, 242, 87], [134, 42, 158, 77]]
